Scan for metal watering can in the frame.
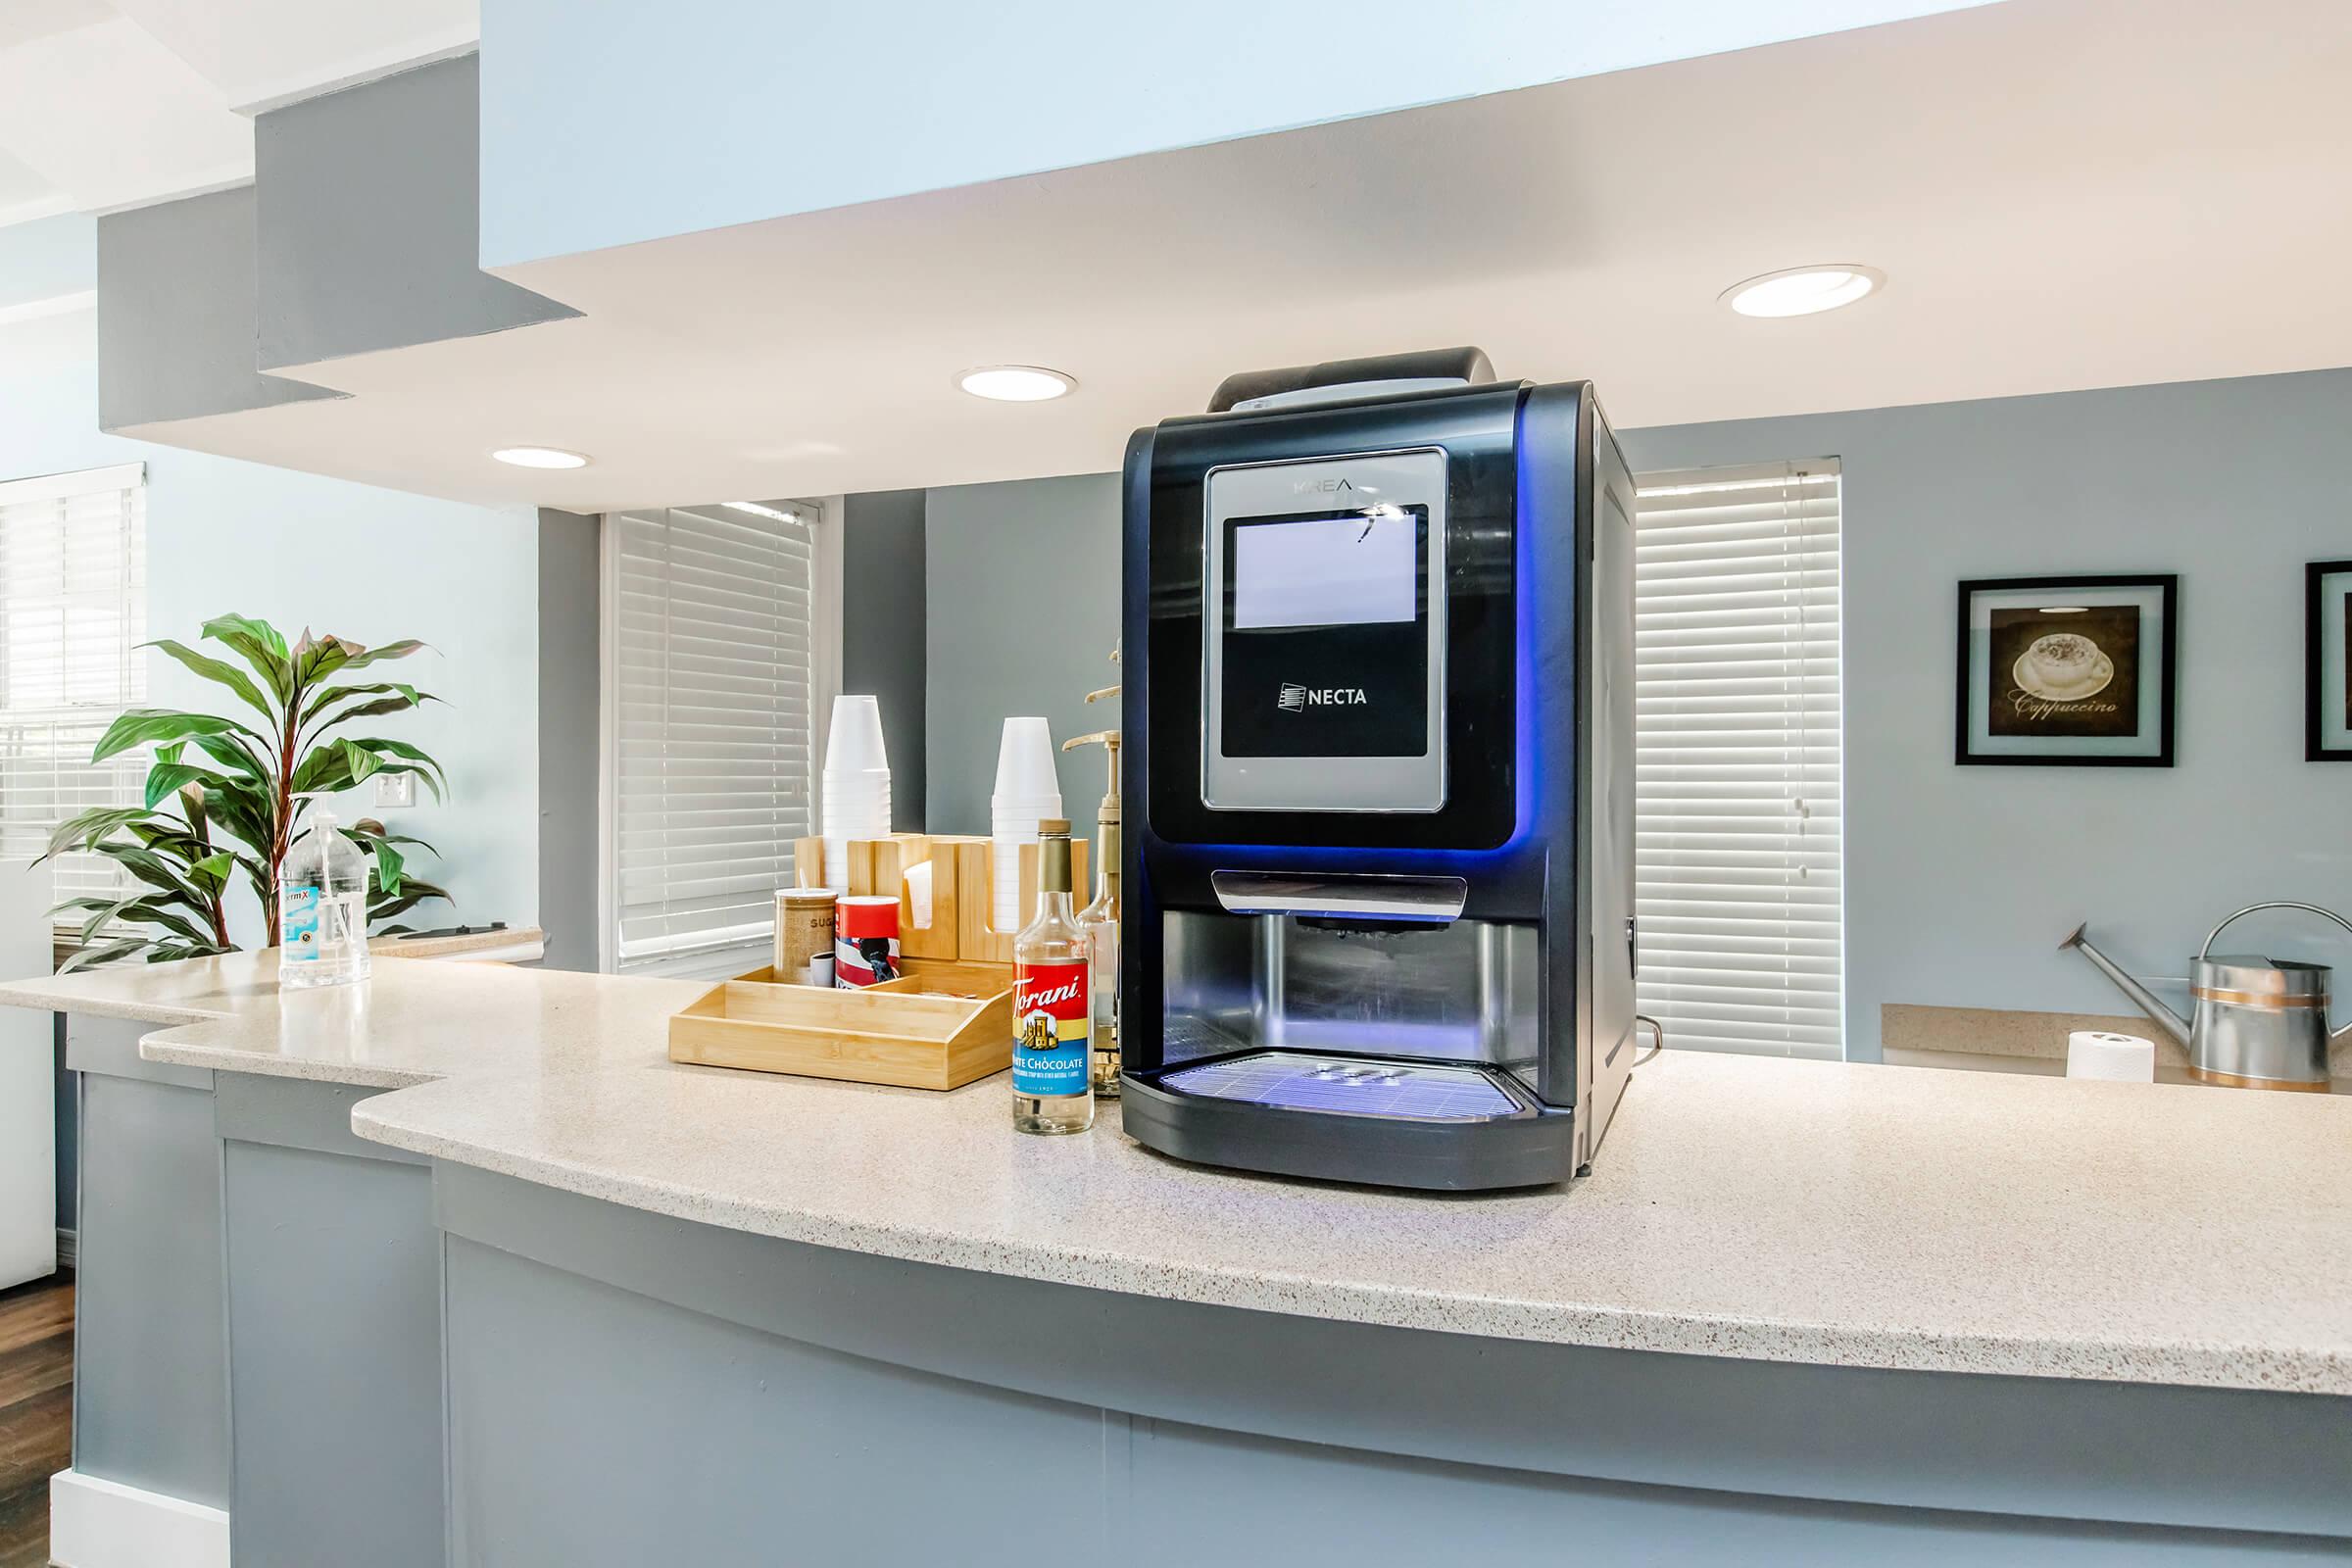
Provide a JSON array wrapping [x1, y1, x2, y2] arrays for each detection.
[[2062, 902, 2352, 1091]]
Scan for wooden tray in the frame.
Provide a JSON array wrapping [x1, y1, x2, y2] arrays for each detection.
[[667, 966, 1011, 1091]]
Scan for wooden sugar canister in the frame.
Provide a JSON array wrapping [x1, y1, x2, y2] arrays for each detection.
[[774, 888, 838, 987]]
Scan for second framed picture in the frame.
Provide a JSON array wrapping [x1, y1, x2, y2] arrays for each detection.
[[2311, 560, 2352, 761], [1956, 574, 2178, 766]]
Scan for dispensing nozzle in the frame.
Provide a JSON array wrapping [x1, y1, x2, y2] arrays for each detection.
[[1059, 729, 1121, 830]]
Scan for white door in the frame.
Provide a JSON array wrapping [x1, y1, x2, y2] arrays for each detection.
[[0, 859, 56, 1288]]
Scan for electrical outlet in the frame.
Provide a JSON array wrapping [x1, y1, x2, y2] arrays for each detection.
[[373, 771, 416, 808]]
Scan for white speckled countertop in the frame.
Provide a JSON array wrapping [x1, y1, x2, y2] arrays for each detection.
[[7, 952, 2349, 1395]]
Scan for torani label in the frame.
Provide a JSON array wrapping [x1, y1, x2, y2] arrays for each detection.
[[1011, 959, 1089, 1097]]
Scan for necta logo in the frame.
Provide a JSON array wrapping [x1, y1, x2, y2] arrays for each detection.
[[1279, 682, 1366, 710], [1292, 475, 1354, 494]]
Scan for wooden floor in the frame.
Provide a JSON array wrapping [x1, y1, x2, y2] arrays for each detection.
[[0, 1270, 71, 1568]]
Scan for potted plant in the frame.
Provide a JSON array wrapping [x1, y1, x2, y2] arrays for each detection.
[[39, 613, 453, 968]]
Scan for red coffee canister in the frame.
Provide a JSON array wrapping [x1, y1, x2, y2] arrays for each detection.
[[834, 895, 902, 989]]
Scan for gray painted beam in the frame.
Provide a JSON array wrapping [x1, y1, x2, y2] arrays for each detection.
[[253, 54, 580, 373], [841, 489, 928, 829], [536, 508, 600, 971], [97, 188, 343, 432]]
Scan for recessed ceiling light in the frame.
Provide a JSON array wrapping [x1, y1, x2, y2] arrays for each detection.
[[491, 446, 590, 469], [956, 366, 1075, 402], [1721, 266, 1885, 318]]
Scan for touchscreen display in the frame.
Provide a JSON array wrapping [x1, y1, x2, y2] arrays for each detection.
[[1217, 505, 1430, 760], [1232, 512, 1418, 629]]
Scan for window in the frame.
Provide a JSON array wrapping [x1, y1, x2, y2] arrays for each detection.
[[608, 502, 821, 971], [0, 463, 146, 914], [1633, 461, 1841, 1058]]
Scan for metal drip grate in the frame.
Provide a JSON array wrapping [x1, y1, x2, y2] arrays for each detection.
[[1159, 1052, 1521, 1121]]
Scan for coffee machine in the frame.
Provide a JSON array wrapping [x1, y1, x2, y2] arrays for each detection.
[[1118, 348, 1638, 1190]]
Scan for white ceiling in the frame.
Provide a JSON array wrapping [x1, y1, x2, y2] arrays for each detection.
[[71, 0, 2352, 512], [0, 0, 476, 223]]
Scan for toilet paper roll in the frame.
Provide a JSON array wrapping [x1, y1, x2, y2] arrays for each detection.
[[2066, 1030, 2156, 1082]]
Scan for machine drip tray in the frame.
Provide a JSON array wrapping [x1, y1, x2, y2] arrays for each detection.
[[1158, 1052, 1528, 1122]]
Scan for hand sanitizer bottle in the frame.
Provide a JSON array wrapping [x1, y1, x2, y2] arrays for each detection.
[[278, 795, 372, 988]]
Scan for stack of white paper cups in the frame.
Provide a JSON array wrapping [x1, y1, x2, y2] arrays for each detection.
[[821, 696, 892, 893], [991, 716, 1061, 932]]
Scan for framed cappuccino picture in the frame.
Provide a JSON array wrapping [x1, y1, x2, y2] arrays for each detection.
[[1956, 574, 2177, 766], [2310, 560, 2352, 761]]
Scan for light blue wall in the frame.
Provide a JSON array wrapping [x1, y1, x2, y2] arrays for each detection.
[[0, 213, 95, 312], [475, 0, 1994, 268], [921, 371, 2352, 1057], [0, 230, 541, 943]]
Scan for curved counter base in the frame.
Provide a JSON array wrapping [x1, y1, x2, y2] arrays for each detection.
[[436, 1163, 2349, 1565]]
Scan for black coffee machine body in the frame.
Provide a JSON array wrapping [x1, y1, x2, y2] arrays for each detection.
[[1119, 349, 1639, 1191]]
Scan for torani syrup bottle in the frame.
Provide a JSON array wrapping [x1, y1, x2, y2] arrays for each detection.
[[1011, 819, 1094, 1134]]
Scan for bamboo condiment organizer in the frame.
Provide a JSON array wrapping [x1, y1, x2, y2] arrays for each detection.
[[668, 966, 1012, 1091], [662, 832, 1088, 1091]]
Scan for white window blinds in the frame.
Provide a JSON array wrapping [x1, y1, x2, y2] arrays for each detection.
[[0, 464, 146, 910], [612, 502, 817, 969], [1634, 461, 1842, 1058]]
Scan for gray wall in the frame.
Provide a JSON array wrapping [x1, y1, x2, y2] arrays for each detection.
[[924, 472, 1122, 834], [253, 53, 578, 372], [842, 490, 929, 831], [95, 188, 341, 431], [53, 1015, 72, 1231], [920, 370, 2352, 1056], [537, 510, 600, 971]]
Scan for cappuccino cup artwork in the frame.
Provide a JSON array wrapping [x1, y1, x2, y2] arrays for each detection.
[[1957, 575, 2177, 766], [1988, 606, 2138, 738]]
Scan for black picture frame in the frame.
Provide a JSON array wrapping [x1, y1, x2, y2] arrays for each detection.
[[2308, 560, 2352, 762], [1955, 574, 2178, 767]]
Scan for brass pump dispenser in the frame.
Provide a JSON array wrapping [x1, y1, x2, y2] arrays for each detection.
[[1062, 644, 1122, 1097]]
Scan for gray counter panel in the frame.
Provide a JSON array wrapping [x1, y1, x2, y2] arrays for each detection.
[[68, 1013, 228, 1508], [220, 1074, 444, 1567], [435, 1163, 2352, 1559]]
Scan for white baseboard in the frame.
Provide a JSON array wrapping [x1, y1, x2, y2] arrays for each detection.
[[55, 1226, 75, 1268], [49, 1470, 229, 1568]]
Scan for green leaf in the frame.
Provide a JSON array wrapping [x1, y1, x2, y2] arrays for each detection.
[[300, 681, 435, 725], [201, 613, 294, 703], [309, 691, 440, 732], [92, 708, 262, 763], [294, 630, 364, 688], [143, 761, 222, 811], [347, 737, 448, 799], [336, 737, 387, 789], [286, 744, 351, 796], [38, 806, 155, 861], [62, 938, 151, 973], [145, 639, 276, 721], [368, 876, 451, 923], [348, 823, 439, 856], [336, 638, 428, 672], [86, 841, 207, 905], [191, 732, 269, 780], [200, 783, 276, 858], [370, 840, 405, 897], [187, 851, 235, 897], [74, 895, 212, 949]]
